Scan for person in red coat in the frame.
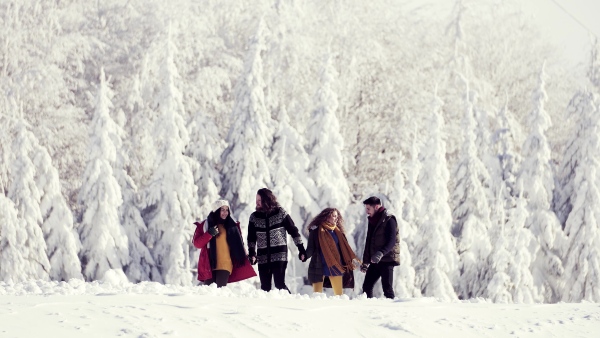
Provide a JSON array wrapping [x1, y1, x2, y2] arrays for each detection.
[[192, 200, 256, 287]]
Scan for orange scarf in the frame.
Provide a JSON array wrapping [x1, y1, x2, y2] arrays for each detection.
[[318, 222, 360, 275]]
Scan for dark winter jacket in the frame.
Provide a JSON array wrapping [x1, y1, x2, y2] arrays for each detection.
[[363, 208, 400, 266], [305, 225, 355, 289], [247, 207, 303, 265]]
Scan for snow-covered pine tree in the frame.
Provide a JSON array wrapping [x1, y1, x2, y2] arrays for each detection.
[[272, 105, 319, 225], [271, 105, 320, 292], [186, 108, 224, 220], [562, 92, 600, 302], [78, 68, 129, 281], [221, 18, 273, 227], [554, 90, 597, 227], [0, 193, 30, 283], [450, 81, 493, 300], [33, 132, 83, 281], [8, 117, 51, 281], [413, 89, 458, 301], [0, 105, 10, 194], [110, 102, 159, 283], [398, 129, 424, 260], [123, 74, 156, 188], [493, 98, 521, 206], [389, 153, 419, 298], [472, 93, 499, 202], [307, 54, 351, 213], [143, 29, 198, 286], [120, 171, 159, 283], [517, 63, 567, 303], [486, 187, 538, 303]]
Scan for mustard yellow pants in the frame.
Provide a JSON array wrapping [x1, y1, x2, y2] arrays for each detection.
[[313, 276, 343, 296]]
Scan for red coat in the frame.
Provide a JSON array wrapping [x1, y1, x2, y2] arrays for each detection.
[[192, 220, 257, 283]]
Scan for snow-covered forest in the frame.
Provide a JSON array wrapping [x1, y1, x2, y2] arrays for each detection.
[[1, 0, 600, 304]]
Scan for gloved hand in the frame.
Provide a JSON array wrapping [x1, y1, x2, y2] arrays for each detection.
[[360, 263, 369, 273], [371, 251, 383, 264], [248, 249, 257, 265], [297, 244, 307, 262], [207, 226, 219, 237]]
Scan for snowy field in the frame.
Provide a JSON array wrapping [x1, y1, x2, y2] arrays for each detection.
[[2, 277, 600, 338]]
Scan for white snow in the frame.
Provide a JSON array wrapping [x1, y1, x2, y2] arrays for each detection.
[[1, 279, 599, 337]]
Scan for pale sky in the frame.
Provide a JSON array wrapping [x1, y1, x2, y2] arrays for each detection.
[[520, 0, 600, 67]]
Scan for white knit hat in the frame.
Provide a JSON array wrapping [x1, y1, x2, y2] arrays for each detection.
[[212, 199, 230, 212]]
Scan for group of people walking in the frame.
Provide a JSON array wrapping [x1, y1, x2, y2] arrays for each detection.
[[192, 188, 400, 299]]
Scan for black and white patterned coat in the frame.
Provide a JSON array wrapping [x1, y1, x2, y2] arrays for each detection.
[[247, 207, 303, 265]]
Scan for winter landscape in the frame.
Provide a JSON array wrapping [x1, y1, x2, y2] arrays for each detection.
[[2, 0, 600, 336]]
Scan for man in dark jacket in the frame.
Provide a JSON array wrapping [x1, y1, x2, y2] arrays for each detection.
[[360, 196, 400, 299], [247, 188, 306, 293]]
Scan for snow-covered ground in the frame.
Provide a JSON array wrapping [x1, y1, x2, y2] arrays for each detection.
[[2, 276, 599, 338]]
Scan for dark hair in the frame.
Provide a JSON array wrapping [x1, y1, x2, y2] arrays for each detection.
[[207, 208, 232, 227], [305, 208, 345, 236], [206, 208, 247, 268], [363, 196, 381, 206], [257, 188, 279, 213]]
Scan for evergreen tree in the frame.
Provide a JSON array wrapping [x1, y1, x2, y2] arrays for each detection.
[[389, 154, 419, 298], [450, 81, 492, 299], [272, 105, 320, 224], [517, 63, 566, 303], [486, 188, 538, 303], [413, 89, 458, 301], [0, 195, 28, 283], [554, 90, 596, 227], [33, 133, 83, 281], [493, 99, 521, 205], [120, 172, 159, 283], [307, 54, 350, 212], [0, 101, 10, 195], [221, 18, 273, 227], [402, 130, 423, 252], [78, 69, 129, 281], [112, 106, 159, 284], [186, 108, 224, 220], [562, 92, 600, 302], [124, 74, 156, 187], [143, 30, 198, 286], [8, 118, 51, 281]]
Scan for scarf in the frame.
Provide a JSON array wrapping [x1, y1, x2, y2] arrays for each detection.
[[368, 207, 385, 227], [318, 222, 360, 275], [207, 216, 247, 269]]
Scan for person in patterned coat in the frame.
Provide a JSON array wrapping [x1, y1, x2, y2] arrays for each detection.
[[247, 188, 307, 293]]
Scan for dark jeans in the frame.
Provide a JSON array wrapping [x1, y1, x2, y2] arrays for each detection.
[[258, 261, 290, 293], [205, 270, 231, 288], [362, 262, 395, 299]]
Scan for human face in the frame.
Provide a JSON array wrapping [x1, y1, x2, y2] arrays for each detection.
[[327, 211, 339, 224], [256, 194, 262, 210], [365, 204, 380, 217], [219, 206, 229, 220]]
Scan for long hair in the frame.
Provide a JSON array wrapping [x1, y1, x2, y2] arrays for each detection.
[[206, 208, 247, 268], [305, 208, 345, 235], [256, 188, 279, 213]]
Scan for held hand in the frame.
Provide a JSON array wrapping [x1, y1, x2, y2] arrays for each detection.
[[297, 244, 307, 262], [207, 226, 219, 237], [248, 254, 257, 265], [360, 263, 369, 273]]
